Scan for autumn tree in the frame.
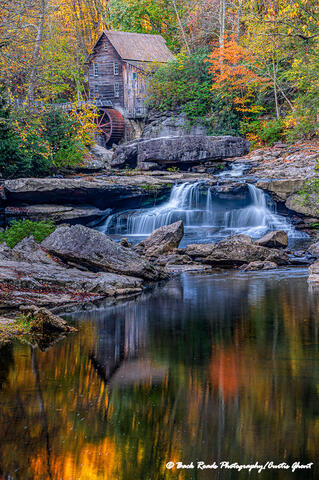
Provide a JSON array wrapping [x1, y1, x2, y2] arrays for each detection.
[[0, 0, 108, 100], [206, 38, 268, 114]]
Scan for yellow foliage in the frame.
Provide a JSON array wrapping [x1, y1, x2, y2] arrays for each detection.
[[69, 103, 99, 147]]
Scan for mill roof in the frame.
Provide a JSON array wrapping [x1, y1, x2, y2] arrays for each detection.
[[95, 30, 174, 63]]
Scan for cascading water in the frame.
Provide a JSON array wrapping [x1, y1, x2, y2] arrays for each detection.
[[215, 163, 250, 178], [99, 180, 304, 246]]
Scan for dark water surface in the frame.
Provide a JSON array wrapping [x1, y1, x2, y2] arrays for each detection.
[[0, 269, 319, 479]]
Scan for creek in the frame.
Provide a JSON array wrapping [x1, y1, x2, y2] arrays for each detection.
[[0, 164, 316, 480], [0, 269, 318, 479]]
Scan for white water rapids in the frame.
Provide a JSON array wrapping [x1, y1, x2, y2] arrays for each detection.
[[99, 180, 305, 245]]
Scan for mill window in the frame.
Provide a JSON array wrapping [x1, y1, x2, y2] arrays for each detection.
[[104, 41, 108, 51], [114, 82, 120, 98], [114, 62, 119, 75], [94, 62, 98, 76]]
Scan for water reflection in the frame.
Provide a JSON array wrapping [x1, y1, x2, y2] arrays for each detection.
[[0, 269, 318, 479]]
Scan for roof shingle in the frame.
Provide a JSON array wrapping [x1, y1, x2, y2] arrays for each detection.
[[104, 30, 174, 63]]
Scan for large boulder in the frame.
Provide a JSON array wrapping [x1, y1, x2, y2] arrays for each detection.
[[185, 243, 216, 259], [0, 243, 13, 260], [113, 135, 250, 169], [286, 193, 319, 218], [85, 144, 113, 171], [204, 234, 289, 267], [255, 179, 305, 201], [255, 179, 319, 219], [186, 235, 290, 267], [42, 225, 164, 280], [256, 230, 288, 248], [12, 236, 58, 265], [135, 221, 184, 256], [0, 184, 6, 207]]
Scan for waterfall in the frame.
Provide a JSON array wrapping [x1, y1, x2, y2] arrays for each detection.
[[225, 184, 297, 237], [99, 181, 303, 242]]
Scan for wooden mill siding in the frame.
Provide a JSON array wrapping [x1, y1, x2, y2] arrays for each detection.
[[123, 63, 148, 116], [88, 34, 125, 110]]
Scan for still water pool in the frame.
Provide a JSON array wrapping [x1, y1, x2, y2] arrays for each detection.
[[0, 269, 318, 479]]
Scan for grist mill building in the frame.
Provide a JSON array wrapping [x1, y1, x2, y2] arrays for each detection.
[[86, 30, 174, 145]]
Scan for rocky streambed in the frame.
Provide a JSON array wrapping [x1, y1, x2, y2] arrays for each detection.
[[0, 220, 317, 314], [1, 135, 319, 342]]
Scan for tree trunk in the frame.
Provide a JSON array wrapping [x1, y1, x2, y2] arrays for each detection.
[[237, 0, 243, 43], [172, 0, 191, 54], [219, 0, 226, 71], [272, 47, 280, 119], [219, 0, 225, 48], [27, 0, 46, 103]]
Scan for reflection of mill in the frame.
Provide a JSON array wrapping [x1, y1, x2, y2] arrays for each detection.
[[89, 307, 167, 387]]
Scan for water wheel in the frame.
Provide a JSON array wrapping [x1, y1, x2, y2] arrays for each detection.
[[95, 108, 125, 145]]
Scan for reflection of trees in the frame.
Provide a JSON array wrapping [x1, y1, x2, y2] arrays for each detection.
[[0, 272, 318, 479], [0, 344, 13, 390]]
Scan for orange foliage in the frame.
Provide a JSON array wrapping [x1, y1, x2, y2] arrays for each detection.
[[206, 38, 269, 113]]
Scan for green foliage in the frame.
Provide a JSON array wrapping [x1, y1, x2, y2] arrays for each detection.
[[41, 109, 79, 152], [0, 220, 55, 248], [259, 119, 284, 145], [52, 143, 84, 169], [0, 315, 33, 343], [147, 50, 212, 118], [147, 50, 244, 135], [0, 93, 51, 178], [283, 44, 319, 140], [0, 93, 85, 178], [40, 108, 85, 168], [107, 0, 181, 51], [240, 118, 284, 146]]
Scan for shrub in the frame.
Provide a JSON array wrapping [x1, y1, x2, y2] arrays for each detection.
[[0, 220, 55, 248], [0, 91, 94, 178], [0, 93, 52, 178], [240, 118, 284, 146], [259, 119, 284, 145], [52, 142, 85, 169], [147, 50, 213, 122], [41, 108, 80, 153]]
